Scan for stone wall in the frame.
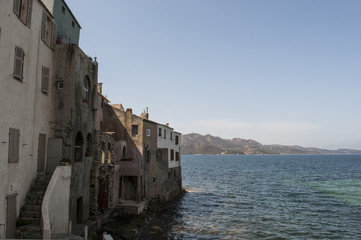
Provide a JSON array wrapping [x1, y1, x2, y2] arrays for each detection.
[[90, 131, 114, 216]]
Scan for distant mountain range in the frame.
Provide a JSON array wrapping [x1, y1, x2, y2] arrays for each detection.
[[181, 133, 361, 155]]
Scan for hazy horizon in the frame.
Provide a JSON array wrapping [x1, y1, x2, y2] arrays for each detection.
[[66, 0, 361, 150]]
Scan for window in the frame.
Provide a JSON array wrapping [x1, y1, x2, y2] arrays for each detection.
[[158, 128, 162, 137], [107, 143, 111, 163], [170, 132, 173, 140], [146, 150, 150, 163], [74, 132, 83, 162], [164, 129, 166, 139], [41, 66, 49, 94], [8, 128, 20, 163], [170, 149, 174, 161], [62, 6, 66, 14], [174, 169, 176, 177], [82, 77, 90, 103], [57, 82, 63, 89], [13, 0, 33, 27], [13, 46, 24, 81], [72, 21, 75, 28], [176, 152, 180, 161], [175, 135, 179, 145], [132, 125, 138, 136], [146, 129, 151, 137], [85, 134, 92, 157], [41, 11, 56, 49]]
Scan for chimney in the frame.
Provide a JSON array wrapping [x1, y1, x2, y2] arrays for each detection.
[[97, 83, 103, 94], [126, 108, 132, 114], [145, 107, 149, 120], [165, 123, 169, 127]]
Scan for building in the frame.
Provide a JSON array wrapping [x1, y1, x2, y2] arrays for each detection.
[[0, 0, 55, 238], [41, 0, 81, 44]]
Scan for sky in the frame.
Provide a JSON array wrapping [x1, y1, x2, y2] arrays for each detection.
[[65, 0, 361, 150]]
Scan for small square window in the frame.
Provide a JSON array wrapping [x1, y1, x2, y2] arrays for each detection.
[[146, 129, 151, 137], [57, 82, 63, 89], [132, 125, 138, 136]]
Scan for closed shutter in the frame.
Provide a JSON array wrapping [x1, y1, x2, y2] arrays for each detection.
[[13, 0, 21, 17], [41, 11, 47, 41], [26, 0, 33, 27], [20, 0, 29, 24], [50, 21, 56, 49], [41, 66, 49, 94], [13, 46, 24, 80], [8, 128, 20, 163]]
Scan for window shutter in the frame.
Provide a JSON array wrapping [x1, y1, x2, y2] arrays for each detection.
[[13, 0, 21, 17], [50, 21, 56, 49], [41, 11, 47, 41], [41, 66, 49, 93], [26, 0, 33, 27], [8, 128, 20, 163], [20, 0, 29, 24], [13, 47, 24, 80]]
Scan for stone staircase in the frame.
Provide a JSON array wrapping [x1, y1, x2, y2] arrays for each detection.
[[17, 173, 51, 239]]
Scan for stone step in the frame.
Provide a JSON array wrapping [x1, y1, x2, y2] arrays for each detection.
[[29, 190, 46, 196], [18, 218, 40, 225], [17, 224, 41, 232], [23, 230, 42, 239], [25, 199, 43, 206], [20, 211, 41, 219], [37, 174, 51, 181], [34, 179, 49, 186], [32, 184, 48, 191], [27, 194, 44, 201], [23, 204, 41, 212]]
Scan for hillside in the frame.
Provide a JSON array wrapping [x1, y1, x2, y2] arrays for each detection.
[[181, 133, 361, 155]]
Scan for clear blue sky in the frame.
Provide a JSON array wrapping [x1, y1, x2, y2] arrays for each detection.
[[66, 0, 361, 150]]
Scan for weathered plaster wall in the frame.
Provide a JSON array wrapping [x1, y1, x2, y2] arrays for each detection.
[[0, 1, 54, 237], [157, 125, 181, 169], [52, 44, 98, 226]]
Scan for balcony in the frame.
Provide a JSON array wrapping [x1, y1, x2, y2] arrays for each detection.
[[119, 160, 142, 176]]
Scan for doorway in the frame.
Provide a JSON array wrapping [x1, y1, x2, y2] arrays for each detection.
[[37, 134, 46, 172], [6, 194, 17, 239]]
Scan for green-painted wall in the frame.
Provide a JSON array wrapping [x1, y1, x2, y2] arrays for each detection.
[[53, 0, 80, 45]]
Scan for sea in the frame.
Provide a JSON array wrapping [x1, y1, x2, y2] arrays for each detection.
[[139, 155, 361, 239]]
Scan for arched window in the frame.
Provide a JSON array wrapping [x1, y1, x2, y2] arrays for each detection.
[[107, 143, 112, 164], [74, 132, 83, 162], [101, 142, 105, 164], [85, 133, 93, 157], [82, 76, 90, 104], [121, 146, 126, 160]]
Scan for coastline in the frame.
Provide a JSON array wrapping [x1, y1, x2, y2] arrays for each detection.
[[89, 190, 187, 240]]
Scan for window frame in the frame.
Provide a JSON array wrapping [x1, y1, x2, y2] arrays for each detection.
[[41, 66, 50, 94], [132, 125, 138, 136], [8, 128, 20, 163], [13, 46, 24, 81], [13, 0, 33, 27]]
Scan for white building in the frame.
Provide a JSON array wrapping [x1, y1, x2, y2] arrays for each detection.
[[157, 124, 181, 169], [0, 0, 55, 238]]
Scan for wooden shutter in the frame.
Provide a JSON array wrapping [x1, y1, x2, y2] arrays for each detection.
[[26, 0, 33, 27], [13, 46, 24, 80], [8, 128, 20, 163], [41, 66, 49, 94], [20, 0, 29, 24], [41, 11, 47, 41], [13, 0, 21, 17], [50, 21, 56, 49]]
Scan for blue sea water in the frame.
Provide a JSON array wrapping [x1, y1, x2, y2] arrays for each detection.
[[166, 155, 361, 239]]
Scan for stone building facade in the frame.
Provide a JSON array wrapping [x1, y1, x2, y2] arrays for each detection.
[[50, 44, 98, 226]]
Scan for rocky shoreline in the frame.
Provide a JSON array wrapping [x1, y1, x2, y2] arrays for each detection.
[[89, 190, 187, 240]]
